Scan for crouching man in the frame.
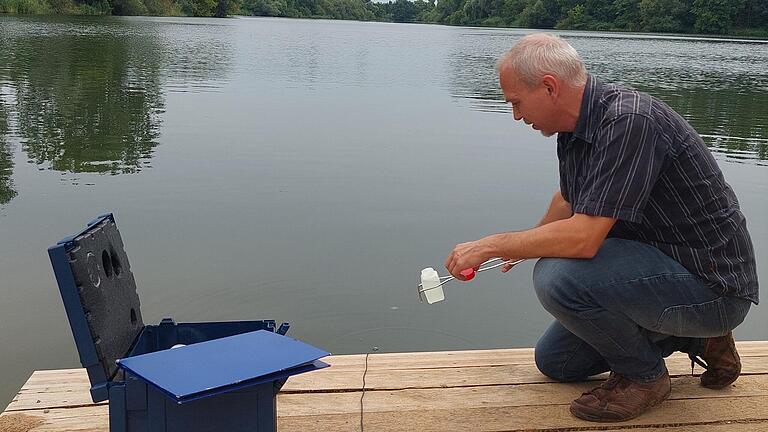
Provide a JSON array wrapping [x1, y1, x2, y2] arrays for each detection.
[[443, 33, 758, 422]]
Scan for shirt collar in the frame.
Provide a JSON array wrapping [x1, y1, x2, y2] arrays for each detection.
[[572, 74, 603, 143]]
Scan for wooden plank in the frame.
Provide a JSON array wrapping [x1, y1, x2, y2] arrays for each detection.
[[2, 409, 765, 432], [7, 349, 768, 411], [325, 341, 768, 370], [12, 341, 767, 377], [10, 373, 768, 416], [0, 407, 107, 432], [601, 424, 768, 432], [323, 342, 768, 372], [4, 391, 767, 432], [277, 396, 768, 432], [10, 359, 766, 412], [276, 375, 768, 416], [283, 355, 768, 392]]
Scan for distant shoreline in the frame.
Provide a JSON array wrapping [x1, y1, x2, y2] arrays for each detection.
[[3, 13, 768, 41]]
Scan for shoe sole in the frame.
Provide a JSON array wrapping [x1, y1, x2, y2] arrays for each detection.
[[569, 387, 672, 423], [701, 373, 739, 390]]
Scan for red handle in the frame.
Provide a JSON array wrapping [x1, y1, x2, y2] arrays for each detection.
[[460, 268, 476, 281]]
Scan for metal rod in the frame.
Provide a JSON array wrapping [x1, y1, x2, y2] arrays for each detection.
[[418, 258, 525, 290]]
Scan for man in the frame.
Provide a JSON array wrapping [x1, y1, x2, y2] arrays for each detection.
[[444, 33, 758, 422]]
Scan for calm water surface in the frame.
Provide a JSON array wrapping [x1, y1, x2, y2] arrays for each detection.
[[0, 16, 766, 407]]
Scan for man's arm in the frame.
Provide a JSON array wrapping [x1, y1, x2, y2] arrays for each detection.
[[444, 211, 616, 279], [536, 190, 573, 227], [495, 190, 573, 272]]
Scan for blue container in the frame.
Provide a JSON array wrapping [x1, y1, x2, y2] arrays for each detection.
[[48, 214, 329, 432]]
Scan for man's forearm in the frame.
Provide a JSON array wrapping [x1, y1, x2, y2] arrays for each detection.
[[490, 190, 579, 260], [536, 190, 573, 227], [444, 192, 616, 278], [486, 217, 598, 261]]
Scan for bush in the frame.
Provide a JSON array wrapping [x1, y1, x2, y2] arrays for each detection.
[[481, 15, 504, 26], [0, 0, 53, 13], [144, 0, 182, 15], [112, 0, 148, 14]]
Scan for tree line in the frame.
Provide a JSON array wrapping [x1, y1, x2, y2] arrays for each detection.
[[1, 0, 767, 36]]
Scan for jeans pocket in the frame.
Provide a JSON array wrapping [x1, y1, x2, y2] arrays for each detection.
[[655, 298, 728, 338]]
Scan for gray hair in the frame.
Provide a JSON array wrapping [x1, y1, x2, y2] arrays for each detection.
[[496, 33, 587, 88]]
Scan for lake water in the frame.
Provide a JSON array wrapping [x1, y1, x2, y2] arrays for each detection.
[[0, 16, 766, 408]]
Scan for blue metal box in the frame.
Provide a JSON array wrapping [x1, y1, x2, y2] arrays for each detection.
[[48, 213, 329, 432]]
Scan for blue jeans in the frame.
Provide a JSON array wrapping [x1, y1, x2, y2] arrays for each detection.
[[533, 238, 752, 382]]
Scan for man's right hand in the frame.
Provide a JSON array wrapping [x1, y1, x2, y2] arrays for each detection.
[[500, 257, 521, 273]]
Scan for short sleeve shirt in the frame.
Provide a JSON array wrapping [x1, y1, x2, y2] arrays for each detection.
[[557, 75, 759, 304]]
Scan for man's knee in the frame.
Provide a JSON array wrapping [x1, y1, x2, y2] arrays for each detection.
[[535, 335, 603, 382], [534, 338, 563, 381], [533, 257, 575, 309], [534, 337, 577, 382]]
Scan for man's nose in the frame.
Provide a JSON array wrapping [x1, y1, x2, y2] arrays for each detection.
[[512, 108, 523, 121]]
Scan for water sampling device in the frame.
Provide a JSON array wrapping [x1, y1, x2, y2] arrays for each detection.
[[417, 258, 525, 304]]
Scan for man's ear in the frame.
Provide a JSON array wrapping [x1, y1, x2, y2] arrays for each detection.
[[542, 75, 558, 98]]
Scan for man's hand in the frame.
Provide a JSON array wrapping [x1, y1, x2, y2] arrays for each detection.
[[445, 238, 496, 280], [500, 258, 520, 273]]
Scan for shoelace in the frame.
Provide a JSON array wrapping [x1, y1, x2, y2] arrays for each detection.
[[689, 353, 709, 375], [583, 372, 623, 396]]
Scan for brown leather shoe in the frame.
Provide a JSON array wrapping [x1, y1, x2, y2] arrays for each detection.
[[691, 332, 741, 389], [569, 371, 671, 422]]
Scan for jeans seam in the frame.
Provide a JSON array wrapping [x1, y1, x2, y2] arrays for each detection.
[[560, 339, 587, 380], [589, 273, 696, 293], [716, 298, 728, 336], [580, 316, 631, 357], [577, 312, 665, 381]]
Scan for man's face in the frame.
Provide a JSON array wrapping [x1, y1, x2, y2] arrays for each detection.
[[499, 66, 558, 137]]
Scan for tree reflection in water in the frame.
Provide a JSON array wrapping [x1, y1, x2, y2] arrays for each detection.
[[0, 96, 16, 205], [6, 31, 165, 174], [0, 17, 236, 205]]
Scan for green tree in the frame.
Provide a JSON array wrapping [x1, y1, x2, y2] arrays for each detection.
[[391, 0, 416, 21], [463, 0, 484, 21], [691, 0, 741, 34], [243, 0, 285, 15], [192, 0, 216, 14], [639, 0, 687, 32], [447, 8, 468, 24], [143, 0, 180, 14], [499, 0, 526, 24], [462, 0, 502, 22], [556, 4, 589, 29], [214, 0, 240, 16], [432, 0, 463, 22], [613, 0, 641, 31], [734, 0, 768, 31], [516, 0, 559, 28], [112, 0, 149, 14], [581, 0, 613, 26]]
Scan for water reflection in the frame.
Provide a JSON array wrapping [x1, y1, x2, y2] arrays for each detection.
[[653, 87, 768, 165], [158, 20, 235, 93], [0, 20, 165, 175], [0, 95, 16, 205], [0, 16, 236, 204], [447, 31, 768, 165]]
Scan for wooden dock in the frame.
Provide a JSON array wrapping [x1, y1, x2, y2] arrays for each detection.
[[2, 341, 768, 431]]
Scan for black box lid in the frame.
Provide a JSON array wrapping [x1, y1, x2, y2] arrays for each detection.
[[48, 214, 144, 400]]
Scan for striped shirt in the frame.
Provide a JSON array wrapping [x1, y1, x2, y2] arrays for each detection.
[[557, 75, 759, 304]]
